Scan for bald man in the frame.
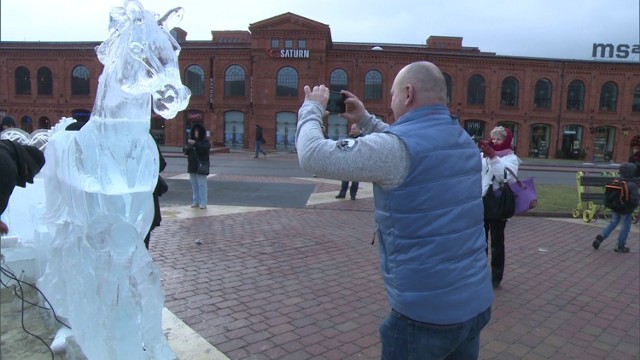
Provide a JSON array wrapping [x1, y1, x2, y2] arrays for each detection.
[[296, 61, 493, 359]]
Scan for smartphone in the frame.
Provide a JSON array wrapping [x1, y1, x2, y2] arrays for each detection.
[[326, 91, 346, 114]]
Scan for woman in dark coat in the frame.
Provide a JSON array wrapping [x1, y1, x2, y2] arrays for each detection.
[[183, 123, 211, 209]]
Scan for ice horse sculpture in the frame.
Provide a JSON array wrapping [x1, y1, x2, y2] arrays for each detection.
[[37, 1, 190, 359]]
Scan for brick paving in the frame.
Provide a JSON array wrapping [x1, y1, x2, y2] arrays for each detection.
[[149, 176, 640, 360]]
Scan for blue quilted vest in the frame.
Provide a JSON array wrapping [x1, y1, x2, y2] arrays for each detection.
[[373, 104, 493, 324]]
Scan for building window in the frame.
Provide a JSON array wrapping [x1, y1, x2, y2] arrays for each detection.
[[224, 111, 245, 149], [298, 39, 306, 49], [285, 39, 293, 49], [185, 65, 204, 96], [533, 79, 552, 109], [224, 65, 245, 96], [530, 124, 551, 158], [276, 66, 298, 96], [271, 39, 279, 49], [443, 73, 452, 105], [37, 67, 52, 95], [560, 124, 584, 160], [15, 66, 31, 95], [364, 70, 383, 100], [71, 65, 90, 96], [329, 68, 348, 92], [566, 80, 585, 110], [633, 85, 640, 112], [599, 81, 617, 112], [500, 76, 518, 107], [467, 74, 485, 105]]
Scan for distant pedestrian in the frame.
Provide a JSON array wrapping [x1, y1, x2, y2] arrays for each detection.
[[184, 123, 210, 209], [335, 124, 364, 200], [592, 162, 639, 253], [255, 124, 267, 158]]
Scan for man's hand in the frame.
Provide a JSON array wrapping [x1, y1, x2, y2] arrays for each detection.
[[479, 140, 496, 159], [0, 220, 8, 235], [304, 85, 330, 109], [340, 90, 366, 123]]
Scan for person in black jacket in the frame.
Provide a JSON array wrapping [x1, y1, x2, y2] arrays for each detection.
[[335, 124, 364, 200], [592, 162, 639, 253], [254, 124, 267, 158], [0, 140, 45, 235], [184, 123, 211, 209]]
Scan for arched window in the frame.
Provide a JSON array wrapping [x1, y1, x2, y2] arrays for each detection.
[[185, 65, 205, 96], [443, 73, 452, 105], [500, 76, 519, 107], [71, 65, 90, 96], [534, 79, 552, 109], [37, 67, 52, 95], [467, 74, 485, 105], [566, 80, 585, 110], [633, 85, 640, 112], [329, 68, 348, 92], [599, 81, 617, 112], [15, 66, 31, 95], [276, 67, 298, 96], [364, 70, 382, 100], [224, 65, 245, 97]]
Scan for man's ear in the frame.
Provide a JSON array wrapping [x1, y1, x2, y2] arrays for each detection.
[[404, 84, 414, 105]]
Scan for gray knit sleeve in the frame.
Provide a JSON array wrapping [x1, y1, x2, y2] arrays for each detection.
[[296, 101, 408, 189]]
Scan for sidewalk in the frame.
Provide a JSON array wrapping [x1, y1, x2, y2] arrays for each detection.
[[150, 176, 639, 359], [1, 172, 638, 359]]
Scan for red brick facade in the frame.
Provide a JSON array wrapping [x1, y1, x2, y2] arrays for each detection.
[[1, 13, 639, 162]]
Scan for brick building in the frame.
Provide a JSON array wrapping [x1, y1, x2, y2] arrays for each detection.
[[1, 13, 639, 162]]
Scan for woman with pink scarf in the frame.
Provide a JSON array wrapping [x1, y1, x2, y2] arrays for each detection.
[[478, 126, 521, 289]]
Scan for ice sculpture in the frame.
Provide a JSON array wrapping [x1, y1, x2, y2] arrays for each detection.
[[36, 1, 190, 359]]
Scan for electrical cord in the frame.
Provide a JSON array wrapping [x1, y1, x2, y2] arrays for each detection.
[[0, 263, 71, 360]]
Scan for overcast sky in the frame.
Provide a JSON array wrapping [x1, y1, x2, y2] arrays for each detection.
[[1, 0, 639, 61]]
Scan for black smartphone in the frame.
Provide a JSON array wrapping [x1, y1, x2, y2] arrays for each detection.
[[326, 91, 346, 113]]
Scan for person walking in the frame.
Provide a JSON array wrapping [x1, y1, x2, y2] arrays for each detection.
[[255, 124, 267, 158], [184, 123, 210, 209], [295, 61, 493, 360], [592, 162, 639, 253], [478, 126, 520, 289], [335, 123, 364, 200]]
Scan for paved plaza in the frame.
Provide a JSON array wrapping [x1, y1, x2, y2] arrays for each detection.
[[1, 152, 639, 359]]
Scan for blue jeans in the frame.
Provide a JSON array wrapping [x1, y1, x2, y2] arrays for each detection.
[[380, 307, 491, 360], [189, 173, 208, 206], [255, 140, 266, 157], [601, 211, 632, 248]]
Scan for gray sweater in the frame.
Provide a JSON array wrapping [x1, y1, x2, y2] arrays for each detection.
[[295, 101, 408, 190]]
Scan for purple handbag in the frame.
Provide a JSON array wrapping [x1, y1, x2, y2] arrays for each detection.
[[506, 168, 538, 215]]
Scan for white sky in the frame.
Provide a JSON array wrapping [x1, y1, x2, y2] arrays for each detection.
[[1, 0, 639, 61]]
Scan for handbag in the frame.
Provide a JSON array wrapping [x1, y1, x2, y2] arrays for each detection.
[[196, 160, 210, 175], [483, 169, 516, 220], [154, 175, 168, 196], [505, 168, 538, 215]]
